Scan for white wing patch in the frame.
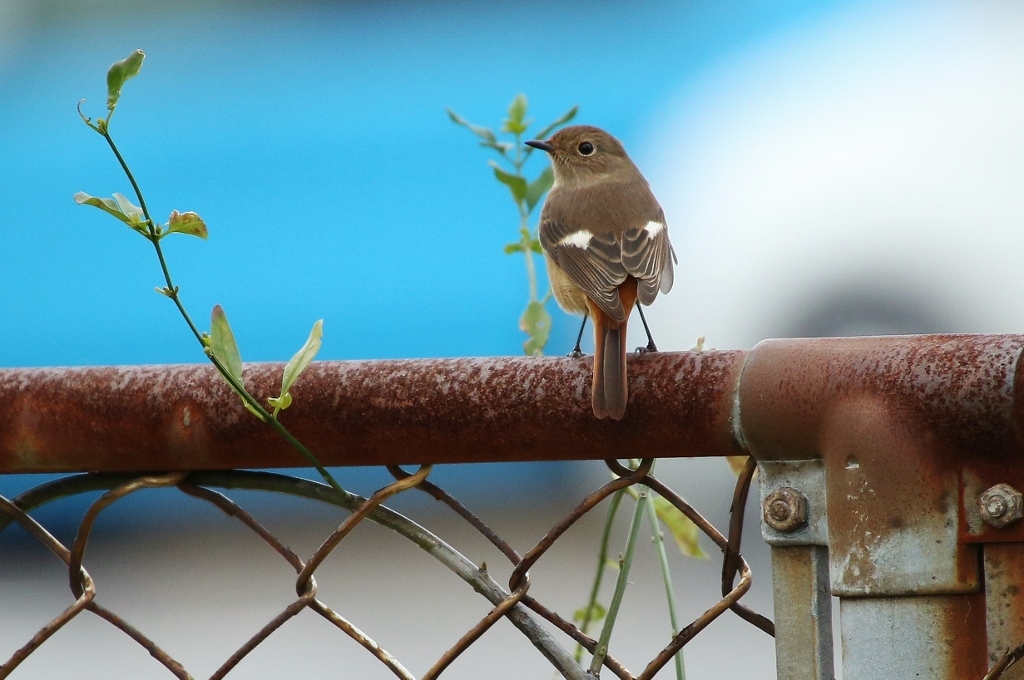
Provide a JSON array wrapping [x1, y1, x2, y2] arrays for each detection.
[[643, 220, 665, 238], [557, 230, 593, 249]]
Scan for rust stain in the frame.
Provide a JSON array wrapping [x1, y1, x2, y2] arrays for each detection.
[[738, 335, 1024, 597], [739, 334, 1024, 462], [943, 592, 990, 678], [0, 351, 747, 473], [985, 544, 1024, 673], [817, 392, 979, 595]]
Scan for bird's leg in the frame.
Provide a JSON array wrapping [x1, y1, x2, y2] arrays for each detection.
[[635, 302, 658, 353], [569, 315, 587, 357]]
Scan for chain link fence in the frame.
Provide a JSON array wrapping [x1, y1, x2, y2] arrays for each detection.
[[1, 460, 770, 678], [4, 337, 1024, 678]]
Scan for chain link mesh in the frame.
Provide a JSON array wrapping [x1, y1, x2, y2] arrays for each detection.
[[0, 461, 772, 679]]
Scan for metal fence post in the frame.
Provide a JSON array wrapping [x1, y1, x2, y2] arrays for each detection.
[[982, 535, 1024, 677], [770, 546, 833, 679], [740, 335, 1024, 678], [758, 460, 834, 679]]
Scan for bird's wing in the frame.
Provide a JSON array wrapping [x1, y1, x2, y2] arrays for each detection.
[[621, 211, 675, 306], [540, 218, 629, 322]]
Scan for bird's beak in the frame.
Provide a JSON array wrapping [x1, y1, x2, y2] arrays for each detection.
[[525, 139, 555, 153]]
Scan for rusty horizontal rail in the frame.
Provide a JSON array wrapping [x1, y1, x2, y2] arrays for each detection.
[[0, 352, 744, 472], [2, 334, 1024, 474]]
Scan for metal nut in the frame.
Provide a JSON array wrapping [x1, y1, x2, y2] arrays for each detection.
[[979, 483, 1023, 529], [763, 487, 808, 533]]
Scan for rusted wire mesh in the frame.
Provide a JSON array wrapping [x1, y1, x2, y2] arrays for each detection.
[[0, 459, 772, 679]]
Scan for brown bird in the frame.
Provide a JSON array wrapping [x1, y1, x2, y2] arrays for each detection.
[[527, 125, 676, 420]]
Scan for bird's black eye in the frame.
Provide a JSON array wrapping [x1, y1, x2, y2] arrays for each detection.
[[577, 141, 595, 156]]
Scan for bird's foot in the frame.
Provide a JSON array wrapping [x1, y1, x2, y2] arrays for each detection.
[[635, 340, 658, 354], [568, 347, 587, 358]]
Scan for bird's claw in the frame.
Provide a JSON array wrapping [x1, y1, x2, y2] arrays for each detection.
[[568, 348, 587, 358], [635, 341, 658, 354]]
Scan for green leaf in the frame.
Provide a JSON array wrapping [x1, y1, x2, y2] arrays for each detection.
[[508, 227, 543, 255], [242, 400, 265, 419], [508, 94, 527, 125], [112, 193, 144, 224], [520, 300, 551, 356], [166, 210, 208, 239], [209, 305, 244, 389], [74, 191, 145, 230], [503, 119, 529, 135], [447, 109, 497, 143], [279, 319, 324, 406], [77, 100, 98, 131], [106, 49, 145, 112], [532, 104, 580, 145], [268, 393, 293, 411], [489, 161, 528, 205], [525, 166, 554, 212], [573, 602, 606, 624], [479, 140, 514, 155], [652, 495, 708, 559], [502, 94, 530, 134], [75, 192, 128, 223]]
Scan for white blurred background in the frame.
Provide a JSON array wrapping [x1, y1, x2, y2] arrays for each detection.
[[645, 1, 1024, 349], [2, 0, 1023, 677]]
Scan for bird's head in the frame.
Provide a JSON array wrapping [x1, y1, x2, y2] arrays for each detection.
[[526, 125, 634, 188]]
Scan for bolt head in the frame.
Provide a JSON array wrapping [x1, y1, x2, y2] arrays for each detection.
[[763, 487, 808, 533], [980, 484, 1024, 529]]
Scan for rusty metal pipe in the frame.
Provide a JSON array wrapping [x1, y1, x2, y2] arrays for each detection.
[[5, 335, 1024, 474], [0, 351, 745, 473], [737, 334, 1024, 461]]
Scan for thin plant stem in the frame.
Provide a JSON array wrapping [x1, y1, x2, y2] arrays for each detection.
[[102, 132, 203, 343], [643, 489, 686, 680], [201, 349, 343, 496], [573, 488, 625, 664], [99, 128, 346, 499], [589, 480, 648, 675], [523, 212, 538, 302], [513, 131, 539, 304]]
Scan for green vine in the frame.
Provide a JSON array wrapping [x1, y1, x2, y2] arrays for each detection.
[[75, 49, 345, 499], [448, 95, 577, 355]]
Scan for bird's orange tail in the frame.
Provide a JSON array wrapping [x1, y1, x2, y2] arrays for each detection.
[[589, 279, 638, 420]]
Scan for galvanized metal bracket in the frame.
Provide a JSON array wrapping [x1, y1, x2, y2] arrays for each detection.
[[758, 460, 829, 547]]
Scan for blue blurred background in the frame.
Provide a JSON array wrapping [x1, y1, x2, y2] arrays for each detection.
[[3, 1, 1024, 677], [4, 0, 1023, 369], [0, 0, 851, 369]]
